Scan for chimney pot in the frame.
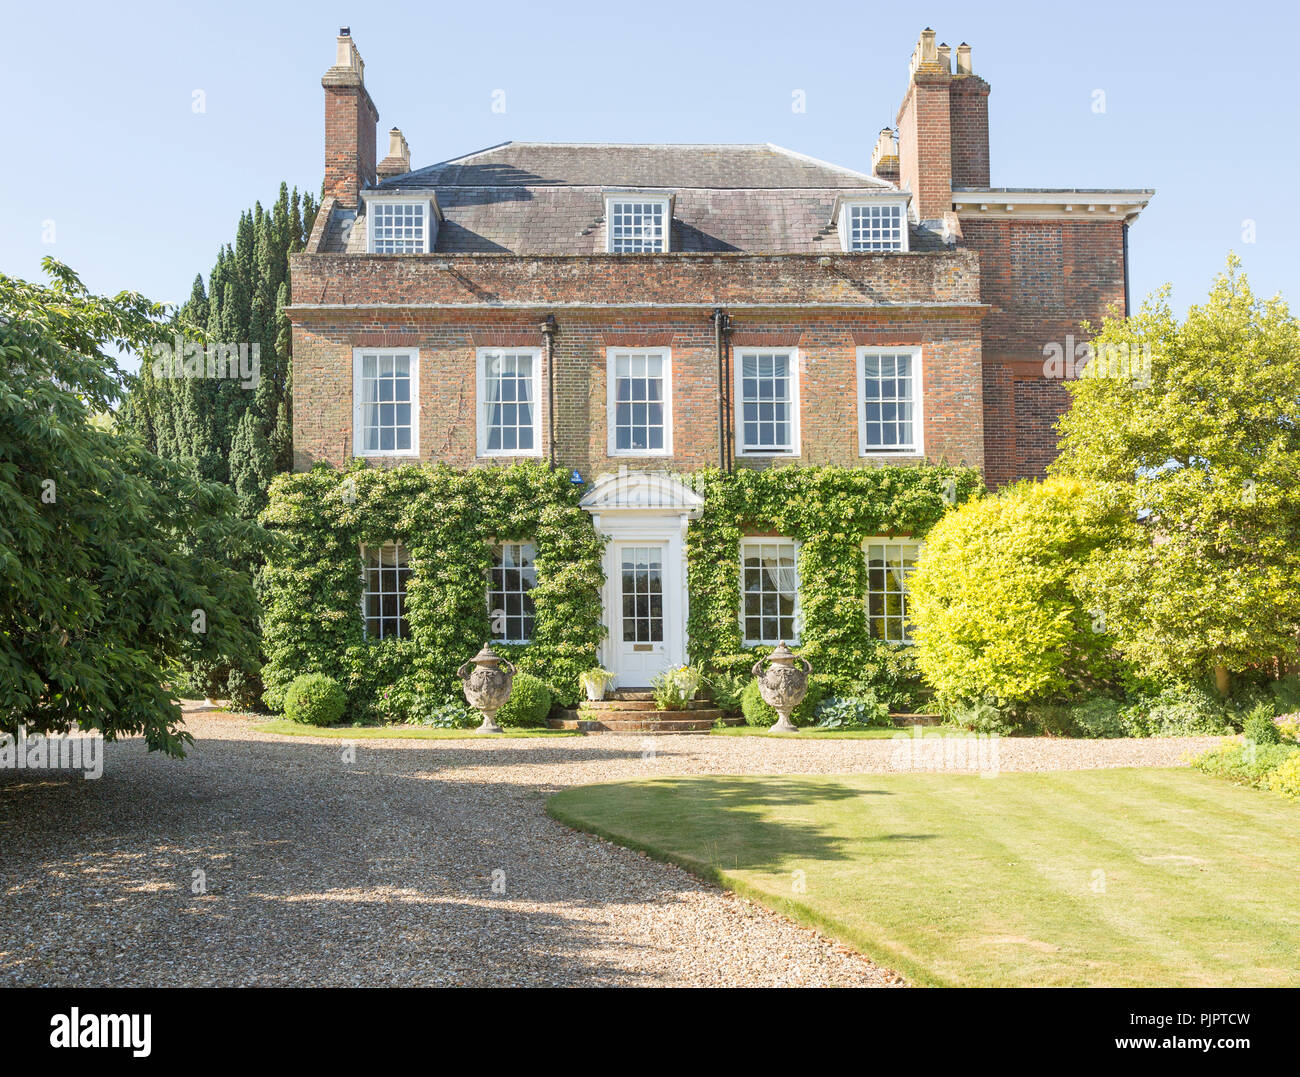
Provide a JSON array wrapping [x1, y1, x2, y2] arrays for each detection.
[[937, 42, 952, 73], [955, 43, 973, 75], [335, 31, 364, 77], [910, 27, 942, 75], [323, 31, 379, 205], [871, 127, 900, 182], [378, 126, 412, 179]]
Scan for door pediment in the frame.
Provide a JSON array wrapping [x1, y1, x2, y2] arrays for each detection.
[[579, 468, 704, 518]]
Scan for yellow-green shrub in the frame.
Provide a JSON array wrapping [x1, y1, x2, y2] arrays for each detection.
[[908, 476, 1128, 710], [1266, 753, 1300, 800]]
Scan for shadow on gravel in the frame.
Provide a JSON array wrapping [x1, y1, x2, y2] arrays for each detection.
[[0, 733, 713, 987]]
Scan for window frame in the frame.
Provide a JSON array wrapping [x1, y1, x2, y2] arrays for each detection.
[[352, 347, 420, 458], [360, 541, 413, 641], [604, 193, 671, 253], [475, 347, 543, 458], [365, 195, 436, 254], [738, 537, 802, 647], [606, 347, 673, 458], [734, 347, 801, 457], [487, 541, 538, 645], [862, 536, 922, 645], [837, 197, 910, 253], [856, 345, 924, 458]]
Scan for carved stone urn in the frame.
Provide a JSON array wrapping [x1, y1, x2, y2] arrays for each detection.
[[458, 643, 517, 734], [752, 642, 812, 733]]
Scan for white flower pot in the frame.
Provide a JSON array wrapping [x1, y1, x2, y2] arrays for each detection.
[[585, 683, 605, 701]]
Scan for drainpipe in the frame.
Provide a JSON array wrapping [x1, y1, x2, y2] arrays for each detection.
[[712, 307, 731, 470], [724, 314, 734, 470], [540, 315, 558, 467], [1122, 222, 1131, 318]]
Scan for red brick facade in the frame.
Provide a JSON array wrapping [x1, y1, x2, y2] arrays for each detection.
[[960, 217, 1129, 486], [288, 29, 1149, 490], [291, 304, 984, 475]]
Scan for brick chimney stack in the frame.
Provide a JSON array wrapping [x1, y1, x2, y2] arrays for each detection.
[[377, 127, 411, 179], [322, 28, 379, 206], [896, 28, 953, 223], [948, 43, 991, 187], [870, 128, 900, 184], [895, 30, 992, 221]]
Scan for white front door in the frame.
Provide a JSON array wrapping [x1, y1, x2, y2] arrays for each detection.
[[612, 541, 672, 686], [581, 469, 702, 689]]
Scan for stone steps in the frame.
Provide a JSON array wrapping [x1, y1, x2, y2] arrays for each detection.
[[578, 698, 717, 712], [550, 709, 743, 734]]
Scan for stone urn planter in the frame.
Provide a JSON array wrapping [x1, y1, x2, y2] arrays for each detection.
[[752, 642, 812, 734], [458, 643, 516, 734]]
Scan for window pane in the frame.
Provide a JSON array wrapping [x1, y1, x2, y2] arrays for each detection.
[[612, 352, 667, 453], [361, 543, 412, 639], [371, 202, 427, 254], [864, 540, 920, 643], [739, 540, 799, 644], [861, 352, 917, 452], [737, 351, 794, 452], [482, 352, 537, 455], [487, 542, 538, 642], [358, 353, 416, 455], [610, 200, 667, 253], [848, 203, 904, 251]]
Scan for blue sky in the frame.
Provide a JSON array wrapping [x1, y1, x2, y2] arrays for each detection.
[[5, 0, 1297, 346]]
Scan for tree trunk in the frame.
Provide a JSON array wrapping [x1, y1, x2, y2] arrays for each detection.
[[1213, 664, 1230, 697]]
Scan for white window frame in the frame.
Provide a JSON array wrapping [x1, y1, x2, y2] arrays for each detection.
[[606, 347, 673, 457], [360, 542, 412, 640], [863, 537, 922, 644], [604, 193, 671, 253], [837, 198, 910, 252], [856, 346, 924, 457], [365, 195, 436, 254], [739, 537, 802, 647], [487, 541, 538, 645], [735, 347, 801, 457], [353, 348, 420, 458], [476, 347, 543, 458]]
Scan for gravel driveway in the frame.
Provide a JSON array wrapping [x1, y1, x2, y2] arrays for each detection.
[[0, 711, 1221, 987]]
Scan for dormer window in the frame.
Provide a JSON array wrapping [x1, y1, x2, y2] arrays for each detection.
[[365, 195, 438, 254], [605, 193, 671, 253], [835, 195, 909, 252]]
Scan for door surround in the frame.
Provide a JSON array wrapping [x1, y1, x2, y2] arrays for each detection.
[[580, 469, 704, 687]]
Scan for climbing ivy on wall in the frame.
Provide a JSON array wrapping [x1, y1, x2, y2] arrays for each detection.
[[259, 460, 981, 719], [260, 461, 607, 713], [683, 465, 983, 704]]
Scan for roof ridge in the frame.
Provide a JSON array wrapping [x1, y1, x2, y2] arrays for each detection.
[[764, 143, 888, 185], [497, 140, 776, 148]]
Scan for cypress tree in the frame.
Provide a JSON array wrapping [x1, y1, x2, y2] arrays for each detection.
[[126, 183, 312, 518]]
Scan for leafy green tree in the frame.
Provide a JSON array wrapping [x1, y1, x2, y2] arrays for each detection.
[[1053, 256, 1300, 691], [908, 476, 1129, 710], [0, 261, 264, 755]]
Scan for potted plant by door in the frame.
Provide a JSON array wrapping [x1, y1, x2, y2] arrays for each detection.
[[580, 667, 616, 701]]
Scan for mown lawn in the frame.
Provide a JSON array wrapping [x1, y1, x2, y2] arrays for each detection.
[[547, 768, 1300, 987], [252, 720, 578, 740]]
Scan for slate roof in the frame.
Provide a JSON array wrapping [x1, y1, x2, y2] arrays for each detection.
[[379, 142, 891, 191], [325, 141, 921, 255]]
